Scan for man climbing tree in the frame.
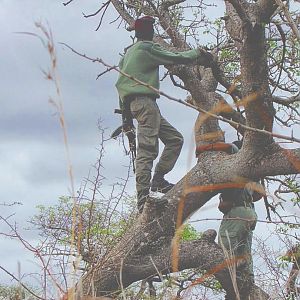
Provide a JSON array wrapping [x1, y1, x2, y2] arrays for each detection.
[[217, 141, 264, 299], [115, 16, 211, 213]]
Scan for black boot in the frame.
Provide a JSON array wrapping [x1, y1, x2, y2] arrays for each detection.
[[151, 173, 174, 193]]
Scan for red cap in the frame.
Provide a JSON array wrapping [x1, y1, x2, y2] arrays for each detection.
[[127, 16, 155, 32]]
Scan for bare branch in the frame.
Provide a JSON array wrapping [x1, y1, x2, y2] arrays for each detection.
[[273, 94, 300, 105], [0, 265, 45, 299], [96, 66, 115, 80], [82, 0, 111, 31], [226, 0, 252, 29], [274, 0, 300, 42], [61, 42, 300, 144], [169, 73, 189, 91], [83, 1, 111, 18], [271, 22, 287, 95], [63, 0, 74, 6]]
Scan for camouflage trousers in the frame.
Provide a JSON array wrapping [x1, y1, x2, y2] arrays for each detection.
[[130, 96, 183, 204], [218, 206, 257, 299]]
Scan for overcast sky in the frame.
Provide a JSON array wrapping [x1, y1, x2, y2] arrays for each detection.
[[1, 0, 297, 293]]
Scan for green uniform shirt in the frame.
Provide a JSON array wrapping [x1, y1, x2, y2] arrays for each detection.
[[115, 41, 199, 106]]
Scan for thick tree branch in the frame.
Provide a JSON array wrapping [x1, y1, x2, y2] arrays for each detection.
[[77, 142, 300, 297], [216, 95, 246, 134], [162, 0, 186, 9], [249, 146, 300, 177], [80, 228, 268, 299], [77, 143, 300, 298], [273, 94, 300, 106], [111, 0, 134, 26], [257, 0, 278, 22], [157, 1, 189, 48], [226, 0, 252, 29]]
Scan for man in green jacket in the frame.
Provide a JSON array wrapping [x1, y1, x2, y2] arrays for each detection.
[[116, 16, 205, 213], [218, 141, 264, 299]]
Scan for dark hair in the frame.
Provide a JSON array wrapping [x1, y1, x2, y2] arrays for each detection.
[[135, 29, 154, 40], [134, 16, 155, 40]]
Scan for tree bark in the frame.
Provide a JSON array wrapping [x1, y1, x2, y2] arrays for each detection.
[[78, 146, 300, 297]]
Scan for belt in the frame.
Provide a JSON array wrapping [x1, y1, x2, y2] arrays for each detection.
[[233, 201, 254, 208], [124, 94, 157, 102]]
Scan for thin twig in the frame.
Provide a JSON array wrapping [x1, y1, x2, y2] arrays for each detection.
[[83, 1, 111, 18], [274, 0, 300, 43], [61, 42, 300, 144], [63, 0, 74, 6], [96, 66, 115, 80], [271, 22, 286, 95], [0, 265, 45, 300]]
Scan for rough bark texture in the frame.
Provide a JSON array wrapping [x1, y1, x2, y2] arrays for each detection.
[[76, 0, 300, 299]]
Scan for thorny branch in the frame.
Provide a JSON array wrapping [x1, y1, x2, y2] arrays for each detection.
[[0, 215, 65, 294], [83, 0, 111, 31], [61, 42, 300, 144], [0, 265, 45, 300]]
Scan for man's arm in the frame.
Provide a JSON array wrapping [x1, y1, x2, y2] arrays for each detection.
[[149, 43, 217, 68], [148, 43, 200, 65]]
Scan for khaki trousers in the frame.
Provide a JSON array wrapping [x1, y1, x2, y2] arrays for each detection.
[[130, 96, 183, 204], [218, 206, 257, 298]]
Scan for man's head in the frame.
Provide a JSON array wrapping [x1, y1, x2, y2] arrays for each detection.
[[128, 16, 155, 41]]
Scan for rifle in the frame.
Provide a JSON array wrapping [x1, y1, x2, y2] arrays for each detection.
[[111, 108, 136, 173]]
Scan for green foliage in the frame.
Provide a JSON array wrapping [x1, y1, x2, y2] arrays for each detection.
[[32, 195, 136, 265], [0, 285, 39, 300], [280, 245, 300, 264], [278, 256, 290, 269], [219, 47, 240, 76], [0, 285, 23, 300], [181, 224, 201, 241]]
